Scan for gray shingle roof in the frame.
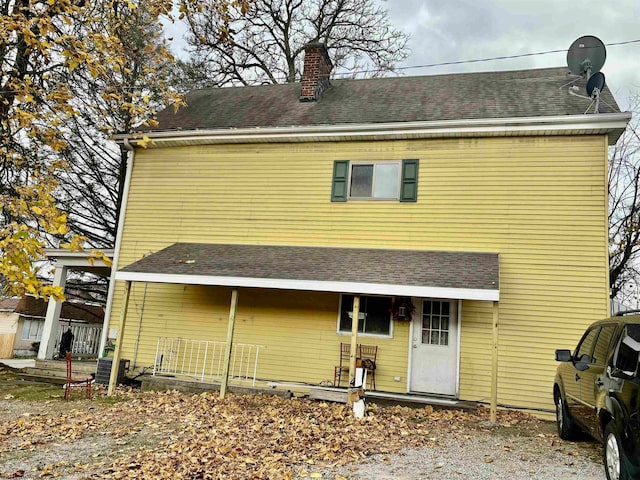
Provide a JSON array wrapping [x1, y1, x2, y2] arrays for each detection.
[[14, 296, 104, 324], [120, 243, 499, 293], [0, 297, 20, 311], [150, 67, 620, 132]]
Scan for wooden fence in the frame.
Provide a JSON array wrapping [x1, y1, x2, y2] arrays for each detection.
[[0, 333, 16, 358]]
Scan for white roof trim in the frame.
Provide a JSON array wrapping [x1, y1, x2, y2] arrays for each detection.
[[117, 112, 631, 146], [43, 248, 114, 269], [115, 271, 500, 301]]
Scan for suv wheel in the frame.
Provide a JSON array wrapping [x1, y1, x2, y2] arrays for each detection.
[[604, 421, 628, 480], [555, 390, 578, 440]]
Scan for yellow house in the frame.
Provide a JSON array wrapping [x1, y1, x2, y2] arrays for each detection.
[[105, 43, 630, 414]]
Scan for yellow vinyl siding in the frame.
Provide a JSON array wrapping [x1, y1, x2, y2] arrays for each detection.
[[113, 283, 408, 392], [459, 300, 493, 402], [111, 134, 608, 411]]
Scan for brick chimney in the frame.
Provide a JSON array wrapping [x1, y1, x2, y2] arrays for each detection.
[[299, 42, 333, 102]]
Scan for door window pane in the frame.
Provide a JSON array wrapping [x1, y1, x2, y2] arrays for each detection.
[[432, 302, 440, 315], [422, 300, 450, 346]]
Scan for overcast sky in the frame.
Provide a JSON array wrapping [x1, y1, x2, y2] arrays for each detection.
[[164, 0, 640, 110], [381, 0, 639, 110]]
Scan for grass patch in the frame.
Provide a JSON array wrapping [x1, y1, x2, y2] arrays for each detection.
[[0, 381, 63, 401], [0, 371, 128, 405], [94, 394, 126, 406]]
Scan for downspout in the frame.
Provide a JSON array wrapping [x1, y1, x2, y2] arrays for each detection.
[[98, 138, 135, 358]]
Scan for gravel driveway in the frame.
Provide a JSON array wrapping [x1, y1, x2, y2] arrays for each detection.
[[332, 429, 604, 480], [0, 376, 605, 480]]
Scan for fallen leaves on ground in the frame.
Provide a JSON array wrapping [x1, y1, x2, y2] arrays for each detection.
[[0, 385, 591, 479], [94, 392, 454, 479]]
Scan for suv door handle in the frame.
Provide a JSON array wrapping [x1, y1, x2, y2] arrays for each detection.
[[575, 373, 581, 381]]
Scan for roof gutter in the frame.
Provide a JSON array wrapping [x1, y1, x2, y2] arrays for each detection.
[[98, 138, 135, 358], [116, 112, 631, 147]]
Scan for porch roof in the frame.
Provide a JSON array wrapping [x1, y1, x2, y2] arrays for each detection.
[[116, 243, 499, 301]]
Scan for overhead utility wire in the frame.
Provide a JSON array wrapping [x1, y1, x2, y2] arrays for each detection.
[[331, 38, 640, 78]]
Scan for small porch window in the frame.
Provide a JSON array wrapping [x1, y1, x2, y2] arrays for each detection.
[[338, 294, 392, 336]]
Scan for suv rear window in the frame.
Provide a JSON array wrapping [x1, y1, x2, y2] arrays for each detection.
[[613, 325, 640, 375]]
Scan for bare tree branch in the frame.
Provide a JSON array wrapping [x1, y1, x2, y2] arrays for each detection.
[[609, 94, 640, 302], [179, 0, 410, 87]]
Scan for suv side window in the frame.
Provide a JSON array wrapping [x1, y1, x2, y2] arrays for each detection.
[[613, 325, 640, 375], [592, 325, 616, 366], [576, 327, 599, 364]]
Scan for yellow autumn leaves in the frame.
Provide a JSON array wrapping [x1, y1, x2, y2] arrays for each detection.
[[0, 0, 223, 299]]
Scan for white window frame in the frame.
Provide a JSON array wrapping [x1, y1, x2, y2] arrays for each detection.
[[21, 318, 44, 341], [336, 294, 394, 338], [348, 161, 401, 201]]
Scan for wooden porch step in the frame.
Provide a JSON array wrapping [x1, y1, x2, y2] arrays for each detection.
[[8, 360, 97, 385], [36, 360, 97, 374], [309, 388, 347, 403]]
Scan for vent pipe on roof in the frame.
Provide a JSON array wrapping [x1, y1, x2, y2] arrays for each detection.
[[299, 42, 333, 102]]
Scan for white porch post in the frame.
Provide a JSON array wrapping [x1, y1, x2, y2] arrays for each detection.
[[490, 300, 499, 422], [108, 281, 131, 396], [220, 288, 239, 399], [347, 295, 360, 406], [37, 266, 68, 360]]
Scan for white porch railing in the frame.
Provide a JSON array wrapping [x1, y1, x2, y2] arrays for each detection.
[[54, 323, 103, 357], [153, 337, 263, 386]]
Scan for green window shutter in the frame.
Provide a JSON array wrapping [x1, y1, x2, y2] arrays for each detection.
[[400, 159, 419, 202], [331, 160, 349, 202]]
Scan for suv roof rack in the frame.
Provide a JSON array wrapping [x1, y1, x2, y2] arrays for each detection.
[[615, 309, 640, 316]]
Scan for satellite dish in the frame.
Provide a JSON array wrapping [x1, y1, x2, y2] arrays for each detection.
[[567, 35, 606, 76], [586, 71, 606, 97]]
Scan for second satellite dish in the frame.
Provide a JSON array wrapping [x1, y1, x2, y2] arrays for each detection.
[[567, 35, 606, 76], [586, 72, 606, 97]]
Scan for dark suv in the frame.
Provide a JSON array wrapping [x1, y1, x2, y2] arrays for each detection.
[[554, 315, 640, 480]]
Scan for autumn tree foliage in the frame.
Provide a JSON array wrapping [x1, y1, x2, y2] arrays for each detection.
[[180, 0, 410, 87], [54, 2, 185, 250], [0, 0, 246, 299], [609, 95, 640, 302]]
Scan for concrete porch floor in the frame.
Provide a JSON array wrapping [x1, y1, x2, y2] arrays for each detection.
[[141, 374, 477, 410], [0, 359, 36, 369]]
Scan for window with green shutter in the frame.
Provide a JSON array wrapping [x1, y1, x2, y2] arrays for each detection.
[[331, 159, 419, 202]]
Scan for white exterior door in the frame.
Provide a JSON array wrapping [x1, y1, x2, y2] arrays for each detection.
[[410, 299, 458, 396]]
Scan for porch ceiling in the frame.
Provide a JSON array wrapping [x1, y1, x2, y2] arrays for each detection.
[[115, 243, 499, 301]]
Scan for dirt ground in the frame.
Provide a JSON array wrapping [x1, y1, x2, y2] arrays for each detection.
[[0, 368, 604, 479]]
